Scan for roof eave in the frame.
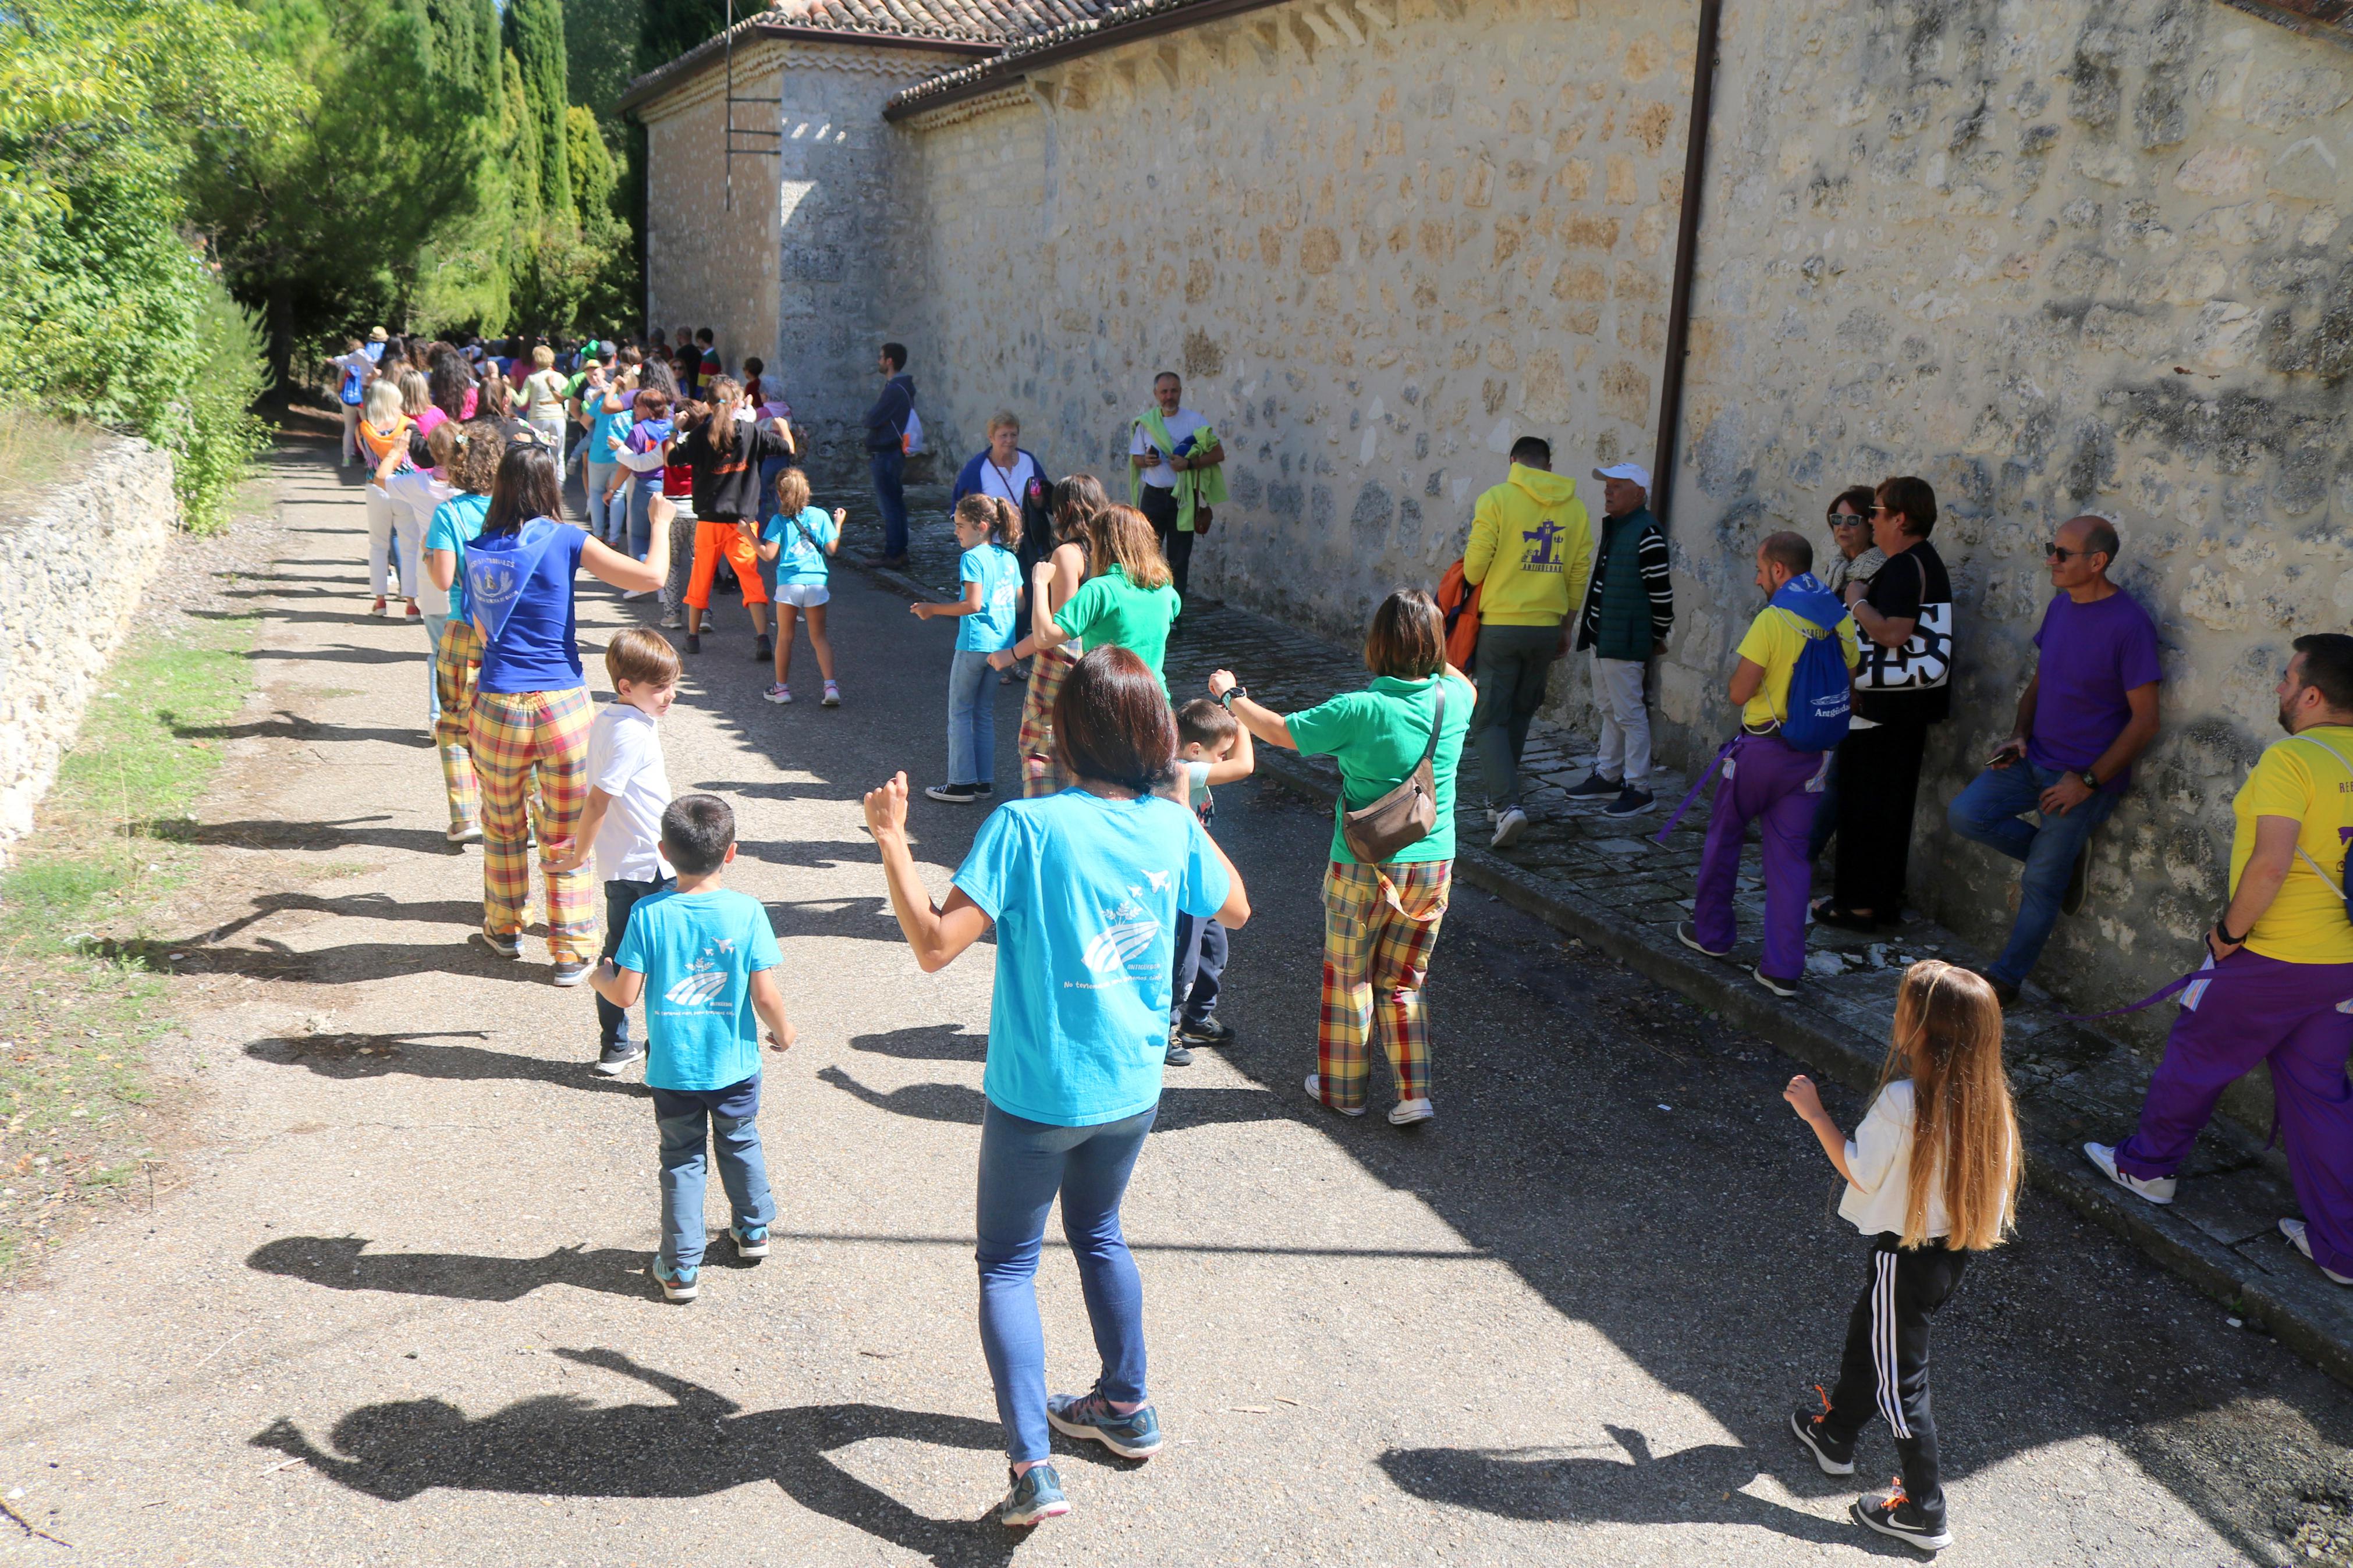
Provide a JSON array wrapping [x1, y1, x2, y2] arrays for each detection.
[[882, 0, 1294, 121], [620, 21, 1001, 117]]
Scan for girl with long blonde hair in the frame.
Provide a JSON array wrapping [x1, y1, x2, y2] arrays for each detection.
[[992, 474, 1108, 795], [1783, 959, 2019, 1554]]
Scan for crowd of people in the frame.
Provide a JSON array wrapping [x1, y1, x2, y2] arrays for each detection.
[[322, 321, 2353, 1554]]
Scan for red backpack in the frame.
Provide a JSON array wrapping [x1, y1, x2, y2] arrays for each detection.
[[1435, 560, 1482, 670]]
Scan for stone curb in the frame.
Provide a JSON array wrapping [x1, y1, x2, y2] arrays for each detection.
[[1251, 746, 2353, 1392]]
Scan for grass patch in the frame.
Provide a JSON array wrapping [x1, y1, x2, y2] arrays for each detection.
[[0, 410, 103, 523], [0, 595, 260, 1272]]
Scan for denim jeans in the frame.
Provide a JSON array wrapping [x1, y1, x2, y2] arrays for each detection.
[[654, 1075, 775, 1272], [581, 460, 619, 539], [975, 1102, 1156, 1463], [598, 875, 673, 1047], [421, 612, 448, 723], [627, 479, 661, 560], [1947, 762, 2119, 986], [946, 648, 996, 787], [871, 447, 908, 558]]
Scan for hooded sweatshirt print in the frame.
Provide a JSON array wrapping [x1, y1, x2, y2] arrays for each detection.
[[1464, 464, 1593, 627]]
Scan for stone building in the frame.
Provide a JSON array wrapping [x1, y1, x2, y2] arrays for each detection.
[[623, 0, 2353, 1029]]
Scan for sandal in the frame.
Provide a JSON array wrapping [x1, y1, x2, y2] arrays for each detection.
[[1810, 899, 1880, 933]]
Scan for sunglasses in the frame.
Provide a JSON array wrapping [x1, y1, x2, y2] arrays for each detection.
[[2044, 543, 2098, 561], [1828, 513, 1868, 525]]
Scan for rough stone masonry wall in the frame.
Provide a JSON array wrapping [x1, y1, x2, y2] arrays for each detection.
[[0, 435, 176, 861], [891, 0, 1694, 635], [1667, 0, 2353, 1031]]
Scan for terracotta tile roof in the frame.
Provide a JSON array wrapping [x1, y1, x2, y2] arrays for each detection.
[[884, 0, 1239, 116], [766, 0, 1111, 42]]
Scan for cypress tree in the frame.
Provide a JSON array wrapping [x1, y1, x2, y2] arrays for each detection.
[[505, 0, 573, 224]]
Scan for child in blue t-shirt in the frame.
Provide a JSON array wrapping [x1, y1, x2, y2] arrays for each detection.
[[588, 793, 796, 1303], [1163, 687, 1258, 1065], [911, 495, 1023, 804], [754, 468, 846, 709]]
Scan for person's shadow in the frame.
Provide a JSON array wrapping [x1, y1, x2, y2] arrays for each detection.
[[247, 1237, 655, 1301], [254, 1349, 1029, 1566]]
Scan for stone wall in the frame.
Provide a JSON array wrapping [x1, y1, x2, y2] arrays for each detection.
[[1669, 0, 2353, 1026], [641, 36, 979, 478], [0, 434, 177, 860]]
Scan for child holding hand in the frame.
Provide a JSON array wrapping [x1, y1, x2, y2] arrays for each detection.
[[1163, 678, 1258, 1064], [1782, 960, 2019, 1556], [913, 495, 1023, 803]]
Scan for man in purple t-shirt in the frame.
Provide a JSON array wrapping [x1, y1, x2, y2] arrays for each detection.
[[1948, 514, 2162, 1002]]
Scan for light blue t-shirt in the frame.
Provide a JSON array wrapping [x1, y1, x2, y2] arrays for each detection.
[[425, 493, 488, 624], [957, 542, 1023, 653], [613, 887, 782, 1092], [763, 506, 838, 587], [591, 399, 635, 463], [953, 789, 1230, 1126]]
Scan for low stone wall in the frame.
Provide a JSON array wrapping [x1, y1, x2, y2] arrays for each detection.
[[0, 433, 178, 859]]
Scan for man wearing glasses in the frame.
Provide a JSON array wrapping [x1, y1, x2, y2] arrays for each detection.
[[1945, 514, 2162, 1004]]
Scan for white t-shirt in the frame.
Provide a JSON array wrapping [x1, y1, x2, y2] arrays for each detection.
[[1130, 408, 1209, 489], [587, 701, 673, 884], [977, 450, 1038, 509], [1837, 1079, 2013, 1240], [384, 468, 457, 615]]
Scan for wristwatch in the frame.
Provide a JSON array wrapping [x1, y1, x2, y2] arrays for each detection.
[[2078, 769, 2100, 792], [1219, 685, 1247, 709]]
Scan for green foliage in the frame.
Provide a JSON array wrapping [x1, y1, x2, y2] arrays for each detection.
[[637, 0, 725, 77], [565, 0, 646, 126], [179, 278, 272, 534], [506, 0, 573, 223]]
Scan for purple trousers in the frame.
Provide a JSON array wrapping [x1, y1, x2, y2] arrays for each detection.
[[1692, 731, 1827, 984], [2116, 948, 2353, 1276]]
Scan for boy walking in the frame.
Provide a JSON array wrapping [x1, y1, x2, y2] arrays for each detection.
[[547, 628, 680, 1076], [588, 795, 797, 1302], [1166, 688, 1257, 1065]]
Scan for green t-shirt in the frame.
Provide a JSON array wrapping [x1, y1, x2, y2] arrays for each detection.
[[1284, 672, 1474, 865], [1055, 567, 1180, 692]]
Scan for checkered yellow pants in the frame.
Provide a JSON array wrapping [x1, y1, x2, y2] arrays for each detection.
[[467, 685, 597, 963], [433, 618, 482, 829], [1316, 858, 1452, 1111], [1017, 645, 1076, 798]]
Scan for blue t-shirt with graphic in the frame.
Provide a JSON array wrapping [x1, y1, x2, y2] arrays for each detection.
[[952, 789, 1229, 1126], [591, 399, 636, 464], [425, 493, 488, 624], [958, 542, 1022, 653], [613, 887, 782, 1092], [763, 506, 838, 587], [467, 518, 588, 694]]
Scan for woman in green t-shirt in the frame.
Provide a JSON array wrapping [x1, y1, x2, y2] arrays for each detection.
[[995, 502, 1180, 695], [1213, 589, 1474, 1127]]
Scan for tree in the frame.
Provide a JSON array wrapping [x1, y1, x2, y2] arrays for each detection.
[[564, 0, 645, 129], [506, 0, 572, 223]]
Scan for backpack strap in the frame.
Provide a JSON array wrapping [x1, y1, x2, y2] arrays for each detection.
[[2285, 734, 2353, 905]]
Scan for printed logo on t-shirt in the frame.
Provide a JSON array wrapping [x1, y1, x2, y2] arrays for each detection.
[[1082, 920, 1161, 974], [1520, 519, 1567, 573], [660, 936, 738, 1007]]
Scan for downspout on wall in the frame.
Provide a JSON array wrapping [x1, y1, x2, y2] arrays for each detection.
[[1648, 0, 1724, 526]]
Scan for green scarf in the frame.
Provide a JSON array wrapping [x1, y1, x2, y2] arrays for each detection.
[[1129, 408, 1229, 532]]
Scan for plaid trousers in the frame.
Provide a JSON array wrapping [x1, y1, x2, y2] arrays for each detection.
[[467, 685, 597, 963], [1017, 645, 1076, 798], [433, 618, 482, 829], [1318, 858, 1452, 1110]]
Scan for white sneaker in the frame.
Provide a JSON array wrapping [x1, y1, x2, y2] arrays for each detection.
[[659, 609, 684, 630], [1388, 1097, 1435, 1126], [1490, 806, 1528, 849], [2083, 1142, 2175, 1206], [2280, 1217, 2353, 1285], [1303, 1073, 1366, 1118], [622, 588, 655, 600]]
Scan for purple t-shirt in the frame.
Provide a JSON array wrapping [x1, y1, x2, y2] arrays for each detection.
[[2027, 590, 2162, 791]]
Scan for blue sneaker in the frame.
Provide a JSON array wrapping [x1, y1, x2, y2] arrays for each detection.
[[1045, 1387, 1163, 1459], [998, 1463, 1070, 1528], [650, 1259, 698, 1302], [730, 1221, 769, 1261]]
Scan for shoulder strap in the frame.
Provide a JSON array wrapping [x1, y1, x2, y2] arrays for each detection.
[[2291, 733, 2353, 773], [1417, 683, 1447, 768]]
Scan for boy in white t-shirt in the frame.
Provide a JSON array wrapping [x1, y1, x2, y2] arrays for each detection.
[[547, 627, 681, 1075], [1163, 684, 1257, 1065]]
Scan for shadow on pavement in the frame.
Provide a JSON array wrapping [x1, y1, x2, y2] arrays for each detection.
[[146, 815, 462, 856], [850, 1025, 988, 1061], [254, 1349, 1025, 1567], [248, 1237, 653, 1302], [817, 1065, 1284, 1132], [244, 1033, 647, 1094]]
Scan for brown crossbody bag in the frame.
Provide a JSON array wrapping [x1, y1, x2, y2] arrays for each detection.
[[1341, 685, 1445, 863]]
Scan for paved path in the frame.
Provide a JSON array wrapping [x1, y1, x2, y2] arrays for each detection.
[[3, 445, 2351, 1566]]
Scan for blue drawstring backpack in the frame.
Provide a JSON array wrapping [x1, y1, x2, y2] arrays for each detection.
[[1769, 573, 1852, 753]]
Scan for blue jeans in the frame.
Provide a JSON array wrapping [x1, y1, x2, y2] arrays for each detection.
[[421, 611, 448, 723], [654, 1075, 775, 1272], [627, 478, 661, 559], [1947, 762, 2119, 986], [871, 448, 908, 558], [581, 460, 619, 539], [947, 649, 996, 787], [975, 1103, 1156, 1463], [598, 875, 673, 1047], [1173, 912, 1226, 1027]]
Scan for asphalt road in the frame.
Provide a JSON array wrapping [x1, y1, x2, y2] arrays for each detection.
[[1, 446, 2347, 1566]]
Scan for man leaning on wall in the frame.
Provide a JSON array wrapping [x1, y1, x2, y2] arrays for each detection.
[[1463, 435, 1592, 852], [1947, 514, 2162, 1005]]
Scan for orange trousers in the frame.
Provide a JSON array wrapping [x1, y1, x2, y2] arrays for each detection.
[[686, 519, 767, 609]]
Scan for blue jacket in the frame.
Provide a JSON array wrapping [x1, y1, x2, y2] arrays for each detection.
[[863, 374, 914, 453], [950, 447, 1044, 508]]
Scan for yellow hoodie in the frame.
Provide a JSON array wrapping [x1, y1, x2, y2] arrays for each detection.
[[1463, 464, 1593, 627]]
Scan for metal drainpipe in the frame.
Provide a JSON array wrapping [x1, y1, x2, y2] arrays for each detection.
[[1648, 0, 1724, 525]]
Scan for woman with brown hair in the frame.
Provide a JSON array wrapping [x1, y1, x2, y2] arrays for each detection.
[[995, 502, 1179, 698], [863, 645, 1249, 1529], [1784, 960, 2018, 1553], [1214, 589, 1474, 1125], [990, 474, 1105, 795]]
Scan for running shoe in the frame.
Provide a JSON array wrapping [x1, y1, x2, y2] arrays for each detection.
[[592, 1039, 644, 1077], [1564, 771, 1619, 799], [1490, 806, 1528, 849], [650, 1259, 698, 1303], [1676, 920, 1733, 958], [764, 683, 792, 705], [446, 822, 484, 846], [997, 1464, 1070, 1528], [1303, 1073, 1367, 1118], [2279, 1217, 2352, 1284], [821, 682, 841, 707], [730, 1221, 770, 1261], [1790, 1403, 1855, 1476], [684, 634, 701, 655], [551, 959, 591, 987], [1851, 1481, 1951, 1554], [753, 635, 772, 663], [1177, 1016, 1235, 1046], [2082, 1141, 2175, 1206], [474, 929, 521, 960], [925, 783, 977, 803], [1045, 1386, 1163, 1459]]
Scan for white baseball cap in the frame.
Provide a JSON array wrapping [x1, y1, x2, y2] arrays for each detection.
[[1592, 462, 1652, 489]]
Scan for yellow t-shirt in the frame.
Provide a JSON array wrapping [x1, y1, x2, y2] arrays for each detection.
[[1733, 606, 1861, 730], [2235, 726, 2353, 965]]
